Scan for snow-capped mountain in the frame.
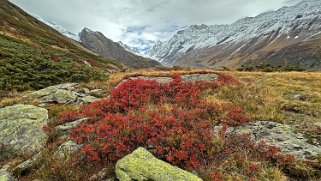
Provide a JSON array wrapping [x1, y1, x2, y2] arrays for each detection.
[[34, 15, 79, 41], [149, 0, 321, 69]]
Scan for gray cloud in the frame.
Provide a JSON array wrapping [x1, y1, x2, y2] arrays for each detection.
[[10, 0, 300, 52]]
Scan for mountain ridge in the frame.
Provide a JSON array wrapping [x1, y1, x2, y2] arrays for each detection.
[[149, 0, 321, 69], [79, 28, 162, 69]]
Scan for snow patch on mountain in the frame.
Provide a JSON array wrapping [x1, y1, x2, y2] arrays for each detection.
[[149, 0, 321, 64]]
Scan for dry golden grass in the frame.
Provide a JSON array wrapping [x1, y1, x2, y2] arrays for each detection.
[[218, 71, 321, 127]]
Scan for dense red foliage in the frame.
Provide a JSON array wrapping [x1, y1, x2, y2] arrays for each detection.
[[64, 74, 246, 168], [56, 73, 294, 174]]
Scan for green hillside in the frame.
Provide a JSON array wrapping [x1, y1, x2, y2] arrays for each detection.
[[0, 0, 122, 93]]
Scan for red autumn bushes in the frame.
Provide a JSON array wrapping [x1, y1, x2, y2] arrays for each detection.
[[64, 73, 247, 168], [55, 72, 296, 179]]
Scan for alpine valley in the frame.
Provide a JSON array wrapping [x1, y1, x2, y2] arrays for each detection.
[[149, 0, 321, 69]]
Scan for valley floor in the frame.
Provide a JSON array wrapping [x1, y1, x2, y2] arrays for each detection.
[[1, 69, 321, 181]]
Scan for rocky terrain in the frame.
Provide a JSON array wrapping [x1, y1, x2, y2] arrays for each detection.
[[149, 0, 321, 69], [0, 70, 320, 181], [79, 28, 161, 69]]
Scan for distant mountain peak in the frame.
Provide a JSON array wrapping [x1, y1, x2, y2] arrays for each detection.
[[79, 28, 161, 69], [148, 0, 321, 69]]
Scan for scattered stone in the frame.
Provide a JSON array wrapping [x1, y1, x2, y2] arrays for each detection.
[[115, 147, 202, 181], [55, 118, 88, 138], [77, 96, 98, 104], [230, 121, 321, 160], [181, 73, 218, 82], [0, 104, 48, 156], [88, 89, 107, 98], [13, 152, 42, 176], [0, 165, 15, 181], [128, 76, 173, 83], [54, 141, 81, 159]]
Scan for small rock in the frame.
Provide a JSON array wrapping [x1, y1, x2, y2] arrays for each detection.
[[89, 168, 113, 181], [54, 141, 81, 159], [115, 147, 202, 181], [77, 96, 98, 104], [88, 89, 106, 98], [55, 118, 88, 138]]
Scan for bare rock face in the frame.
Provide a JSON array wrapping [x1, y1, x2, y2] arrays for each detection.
[[115, 147, 202, 181], [79, 28, 162, 69], [0, 104, 48, 157]]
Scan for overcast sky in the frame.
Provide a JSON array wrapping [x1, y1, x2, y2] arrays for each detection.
[[10, 0, 300, 53]]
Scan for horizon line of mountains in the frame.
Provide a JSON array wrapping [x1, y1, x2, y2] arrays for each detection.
[[9, 0, 321, 70]]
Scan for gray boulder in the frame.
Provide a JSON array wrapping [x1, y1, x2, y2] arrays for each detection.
[[229, 121, 321, 160], [55, 118, 88, 138], [23, 83, 104, 105], [181, 73, 218, 82], [0, 104, 48, 156]]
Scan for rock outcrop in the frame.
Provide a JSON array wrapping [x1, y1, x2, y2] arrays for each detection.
[[115, 147, 202, 181], [221, 121, 321, 160], [0, 104, 48, 156], [23, 83, 107, 105], [117, 73, 218, 86]]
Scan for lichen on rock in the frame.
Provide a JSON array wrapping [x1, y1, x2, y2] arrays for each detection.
[[0, 104, 48, 156], [115, 147, 202, 181]]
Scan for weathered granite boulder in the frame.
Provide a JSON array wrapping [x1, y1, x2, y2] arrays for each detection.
[[0, 104, 48, 156], [115, 147, 202, 181], [227, 121, 321, 160], [23, 83, 104, 105], [181, 73, 218, 82], [23, 83, 78, 104], [55, 118, 88, 138]]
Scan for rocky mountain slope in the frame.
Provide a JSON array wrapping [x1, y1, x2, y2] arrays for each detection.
[[79, 28, 161, 69], [118, 41, 142, 56], [0, 0, 122, 93], [149, 0, 321, 69]]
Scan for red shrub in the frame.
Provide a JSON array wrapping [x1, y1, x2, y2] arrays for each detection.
[[54, 72, 287, 174]]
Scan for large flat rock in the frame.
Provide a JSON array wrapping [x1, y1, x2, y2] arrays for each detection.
[[115, 147, 202, 181], [230, 121, 321, 160], [0, 104, 48, 156]]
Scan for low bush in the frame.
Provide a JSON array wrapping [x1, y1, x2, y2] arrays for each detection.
[[53, 72, 299, 180]]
